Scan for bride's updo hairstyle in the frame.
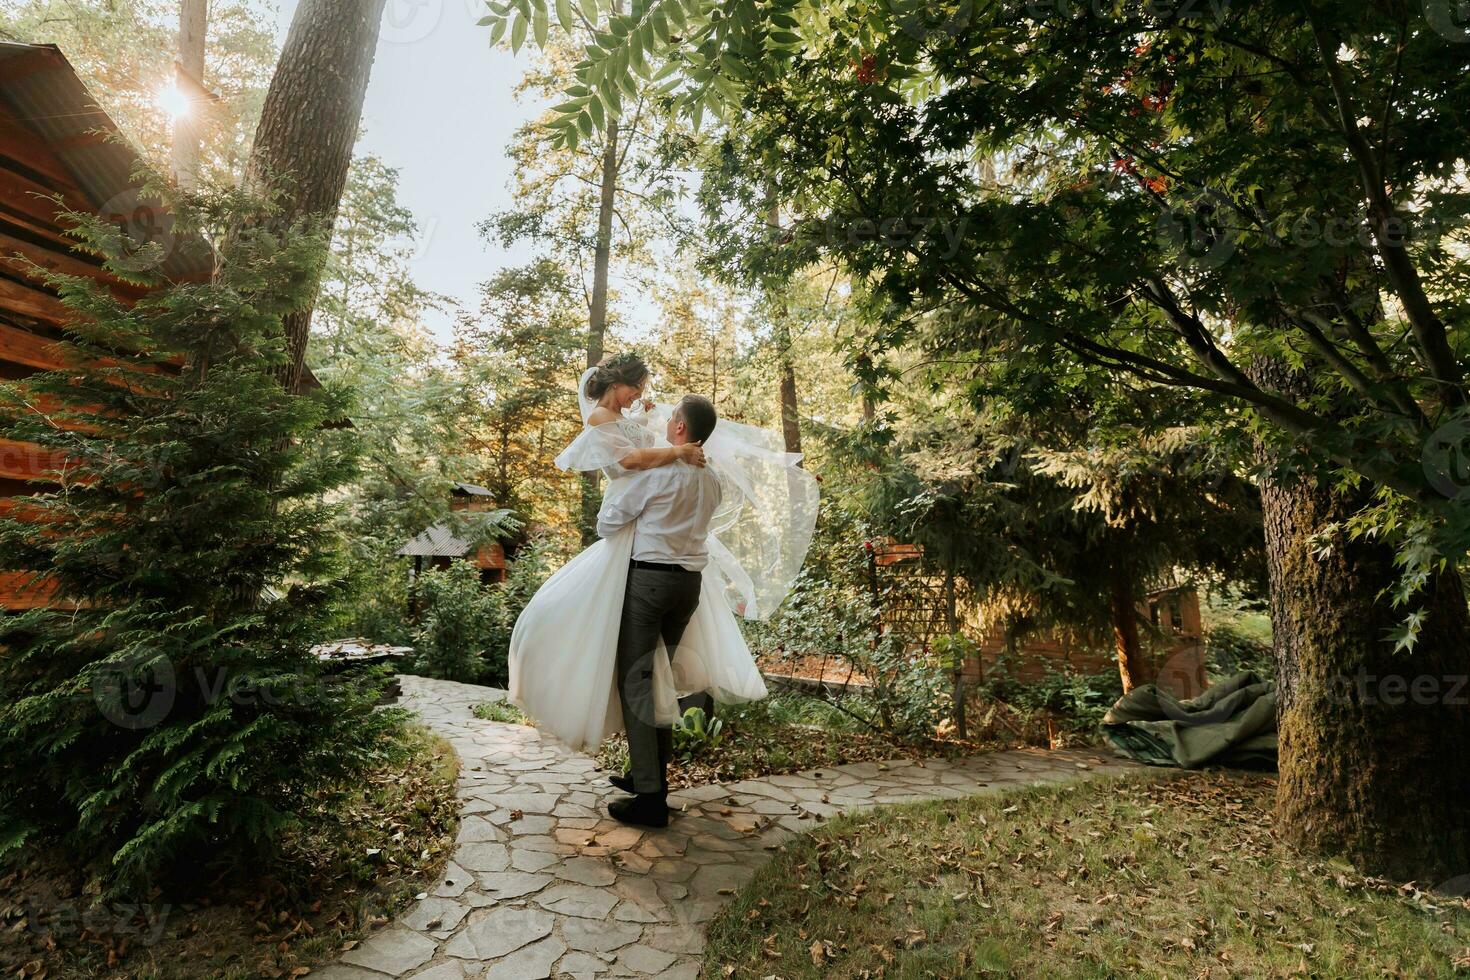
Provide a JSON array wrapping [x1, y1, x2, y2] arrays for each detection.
[[584, 352, 649, 400]]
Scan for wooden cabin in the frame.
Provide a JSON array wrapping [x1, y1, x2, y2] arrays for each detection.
[[865, 540, 1208, 695], [397, 483, 510, 588], [0, 43, 211, 611]]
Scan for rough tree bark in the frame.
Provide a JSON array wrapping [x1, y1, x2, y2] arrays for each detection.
[[1261, 465, 1470, 882], [1110, 574, 1150, 693], [170, 0, 208, 190], [244, 0, 389, 393], [578, 112, 620, 545], [1248, 358, 1470, 881]]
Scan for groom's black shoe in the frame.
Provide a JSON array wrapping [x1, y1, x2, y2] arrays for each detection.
[[608, 792, 670, 828]]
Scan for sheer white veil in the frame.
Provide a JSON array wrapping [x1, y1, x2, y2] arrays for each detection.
[[562, 366, 819, 621]]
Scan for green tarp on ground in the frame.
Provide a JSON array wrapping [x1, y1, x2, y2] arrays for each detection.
[[1102, 671, 1277, 770]]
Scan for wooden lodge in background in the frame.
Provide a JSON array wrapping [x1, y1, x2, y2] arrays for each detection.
[[397, 482, 510, 590], [0, 42, 212, 612], [867, 539, 1209, 697]]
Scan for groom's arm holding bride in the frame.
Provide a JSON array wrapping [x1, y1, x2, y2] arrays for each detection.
[[587, 400, 707, 471]]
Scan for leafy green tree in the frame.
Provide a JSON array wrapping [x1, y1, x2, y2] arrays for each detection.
[[0, 188, 398, 893], [484, 33, 695, 539], [313, 155, 471, 642], [850, 392, 1265, 691], [453, 258, 586, 527], [530, 0, 1470, 879]]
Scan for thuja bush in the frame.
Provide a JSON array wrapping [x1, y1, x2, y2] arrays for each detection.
[[411, 560, 501, 683], [410, 533, 550, 686], [0, 186, 401, 894]]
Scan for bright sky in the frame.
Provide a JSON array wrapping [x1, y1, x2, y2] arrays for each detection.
[[273, 0, 549, 343]]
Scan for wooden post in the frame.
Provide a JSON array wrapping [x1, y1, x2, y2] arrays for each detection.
[[946, 569, 966, 740]]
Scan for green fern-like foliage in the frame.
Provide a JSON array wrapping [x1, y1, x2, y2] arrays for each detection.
[[0, 183, 401, 895]]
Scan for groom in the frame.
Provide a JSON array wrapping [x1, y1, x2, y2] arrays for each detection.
[[597, 394, 721, 828]]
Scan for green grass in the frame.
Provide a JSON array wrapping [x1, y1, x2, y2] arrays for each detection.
[[594, 692, 977, 788], [703, 771, 1470, 979], [472, 699, 529, 724]]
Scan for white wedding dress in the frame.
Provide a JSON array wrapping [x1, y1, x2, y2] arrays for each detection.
[[507, 368, 820, 752]]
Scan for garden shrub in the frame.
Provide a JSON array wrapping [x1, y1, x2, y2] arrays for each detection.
[[976, 660, 1125, 740], [1203, 622, 1274, 680], [411, 561, 500, 683], [0, 188, 402, 894], [672, 705, 725, 761], [410, 536, 551, 686]]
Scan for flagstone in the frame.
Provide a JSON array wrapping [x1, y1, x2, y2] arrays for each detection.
[[556, 855, 619, 886], [498, 814, 553, 836], [326, 676, 1129, 980], [405, 962, 466, 980], [455, 842, 510, 872], [456, 816, 506, 843], [483, 936, 566, 980], [616, 943, 678, 974], [535, 882, 619, 919], [560, 917, 643, 953], [432, 862, 472, 898], [402, 896, 470, 934], [478, 870, 555, 899], [340, 926, 437, 977], [510, 848, 562, 872], [557, 951, 612, 977], [443, 906, 554, 960], [612, 900, 665, 923]]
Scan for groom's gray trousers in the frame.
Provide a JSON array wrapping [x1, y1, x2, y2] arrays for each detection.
[[616, 561, 704, 794]]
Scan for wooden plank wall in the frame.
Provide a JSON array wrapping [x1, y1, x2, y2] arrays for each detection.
[[0, 95, 138, 611]]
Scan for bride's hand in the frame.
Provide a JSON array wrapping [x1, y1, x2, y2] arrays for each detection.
[[642, 399, 656, 412], [677, 443, 707, 467]]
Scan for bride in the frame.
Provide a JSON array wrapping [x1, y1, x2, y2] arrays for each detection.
[[507, 353, 819, 753]]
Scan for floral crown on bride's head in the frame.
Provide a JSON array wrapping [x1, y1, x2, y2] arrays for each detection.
[[601, 351, 644, 373]]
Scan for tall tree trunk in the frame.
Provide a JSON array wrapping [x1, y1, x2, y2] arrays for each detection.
[[764, 198, 801, 456], [579, 112, 619, 545], [170, 0, 208, 190], [245, 0, 389, 393], [1110, 574, 1150, 693], [1261, 468, 1470, 882]]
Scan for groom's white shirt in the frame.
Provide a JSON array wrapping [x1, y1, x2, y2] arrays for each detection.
[[596, 460, 722, 571]]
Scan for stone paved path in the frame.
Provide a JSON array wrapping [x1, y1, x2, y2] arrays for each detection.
[[319, 676, 1134, 980]]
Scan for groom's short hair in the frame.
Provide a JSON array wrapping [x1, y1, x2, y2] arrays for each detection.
[[675, 395, 717, 444]]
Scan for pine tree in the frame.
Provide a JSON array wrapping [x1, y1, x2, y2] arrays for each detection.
[[0, 184, 399, 893]]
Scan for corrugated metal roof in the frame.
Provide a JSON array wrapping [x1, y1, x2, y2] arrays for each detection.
[[397, 522, 473, 558], [451, 482, 494, 497], [397, 513, 509, 559], [0, 41, 212, 280]]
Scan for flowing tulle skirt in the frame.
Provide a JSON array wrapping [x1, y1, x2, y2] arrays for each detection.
[[507, 526, 768, 753]]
